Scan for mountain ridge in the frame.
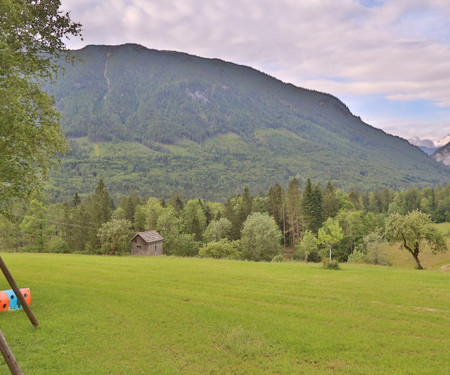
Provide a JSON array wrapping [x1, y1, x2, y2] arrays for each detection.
[[43, 44, 449, 201], [408, 135, 450, 156], [432, 142, 450, 166]]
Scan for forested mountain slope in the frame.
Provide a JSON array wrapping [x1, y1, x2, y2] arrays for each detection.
[[44, 44, 449, 201]]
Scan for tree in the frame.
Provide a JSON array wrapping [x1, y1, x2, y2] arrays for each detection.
[[285, 178, 303, 246], [0, 0, 81, 217], [203, 218, 232, 243], [84, 179, 114, 251], [91, 179, 113, 224], [384, 210, 447, 269], [97, 219, 132, 255], [145, 197, 164, 229], [66, 202, 90, 252], [266, 183, 285, 232], [295, 230, 318, 262], [156, 207, 181, 239], [302, 179, 323, 233], [336, 210, 370, 258], [182, 199, 207, 241], [317, 217, 344, 261], [20, 198, 55, 252], [322, 182, 338, 219], [241, 212, 282, 261]]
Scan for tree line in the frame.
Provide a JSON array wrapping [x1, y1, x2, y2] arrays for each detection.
[[0, 179, 448, 267]]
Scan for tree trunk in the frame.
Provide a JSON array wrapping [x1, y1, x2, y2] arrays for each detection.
[[329, 246, 332, 260], [412, 253, 423, 270]]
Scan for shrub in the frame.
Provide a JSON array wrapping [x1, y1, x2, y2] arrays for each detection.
[[353, 232, 392, 266], [164, 233, 199, 257], [48, 236, 70, 253], [366, 247, 392, 266], [347, 251, 367, 264], [322, 258, 340, 270], [271, 254, 285, 262], [198, 240, 240, 259]]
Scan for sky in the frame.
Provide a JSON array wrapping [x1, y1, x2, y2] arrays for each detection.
[[60, 0, 450, 143]]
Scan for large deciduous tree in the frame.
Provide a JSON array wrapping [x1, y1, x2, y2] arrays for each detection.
[[241, 212, 282, 261], [384, 210, 447, 269], [97, 219, 132, 255], [0, 0, 82, 217]]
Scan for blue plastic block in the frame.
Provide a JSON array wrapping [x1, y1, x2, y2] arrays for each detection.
[[3, 289, 19, 310]]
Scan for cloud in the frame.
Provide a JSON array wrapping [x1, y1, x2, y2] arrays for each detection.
[[60, 0, 450, 140]]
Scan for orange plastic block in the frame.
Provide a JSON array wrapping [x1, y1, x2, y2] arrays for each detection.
[[19, 288, 31, 306], [0, 291, 10, 311]]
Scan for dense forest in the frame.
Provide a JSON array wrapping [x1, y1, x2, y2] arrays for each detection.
[[43, 44, 449, 202], [1, 179, 448, 264]]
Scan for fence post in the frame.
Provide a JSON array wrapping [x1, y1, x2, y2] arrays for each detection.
[[0, 329, 23, 375], [0, 257, 39, 327]]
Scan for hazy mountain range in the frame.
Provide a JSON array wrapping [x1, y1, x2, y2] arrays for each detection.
[[408, 135, 450, 156], [431, 142, 450, 166], [43, 44, 449, 201]]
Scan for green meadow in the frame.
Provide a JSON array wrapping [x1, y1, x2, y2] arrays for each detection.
[[0, 254, 448, 374]]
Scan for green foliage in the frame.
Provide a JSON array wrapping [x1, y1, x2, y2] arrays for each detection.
[[182, 199, 207, 241], [145, 197, 164, 229], [302, 179, 323, 233], [295, 230, 320, 262], [97, 219, 132, 255], [198, 239, 240, 259], [271, 254, 285, 262], [384, 210, 447, 269], [322, 258, 340, 270], [19, 198, 55, 252], [317, 217, 344, 260], [347, 251, 367, 264], [285, 178, 302, 246], [47, 235, 70, 253], [241, 212, 282, 261], [0, 0, 81, 217], [164, 233, 199, 257], [354, 232, 391, 266], [203, 218, 232, 243]]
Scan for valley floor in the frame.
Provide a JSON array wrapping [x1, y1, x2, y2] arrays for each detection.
[[0, 253, 448, 374]]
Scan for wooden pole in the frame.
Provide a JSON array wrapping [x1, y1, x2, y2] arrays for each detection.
[[0, 329, 23, 375], [0, 257, 39, 327]]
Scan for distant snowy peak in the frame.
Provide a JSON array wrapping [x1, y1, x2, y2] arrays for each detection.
[[407, 134, 450, 156], [435, 135, 450, 148], [408, 136, 436, 148], [408, 134, 450, 148]]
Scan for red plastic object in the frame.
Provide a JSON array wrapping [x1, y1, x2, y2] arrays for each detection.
[[0, 292, 10, 311], [19, 288, 31, 306]]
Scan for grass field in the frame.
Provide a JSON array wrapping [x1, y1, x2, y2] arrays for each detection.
[[0, 254, 448, 374]]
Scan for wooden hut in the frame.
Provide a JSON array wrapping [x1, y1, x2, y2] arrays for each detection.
[[130, 230, 164, 256]]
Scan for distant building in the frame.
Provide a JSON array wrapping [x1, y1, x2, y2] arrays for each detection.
[[130, 230, 164, 256]]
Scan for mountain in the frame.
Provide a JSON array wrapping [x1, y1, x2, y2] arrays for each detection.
[[432, 142, 450, 166], [43, 44, 449, 201], [408, 135, 450, 156], [436, 135, 450, 148], [407, 137, 438, 155]]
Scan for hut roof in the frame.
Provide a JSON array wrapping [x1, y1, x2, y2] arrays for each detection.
[[131, 230, 164, 244]]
